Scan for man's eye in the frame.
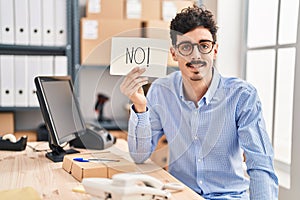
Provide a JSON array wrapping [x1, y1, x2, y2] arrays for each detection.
[[200, 43, 210, 49], [181, 44, 192, 51]]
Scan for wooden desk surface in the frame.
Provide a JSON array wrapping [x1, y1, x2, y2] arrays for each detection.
[[0, 140, 203, 200]]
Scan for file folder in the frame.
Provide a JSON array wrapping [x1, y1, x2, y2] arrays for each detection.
[[54, 0, 67, 46], [0, 55, 15, 106], [42, 0, 55, 46], [0, 0, 15, 44], [14, 0, 30, 45], [54, 56, 68, 76], [27, 56, 40, 107], [29, 0, 42, 45], [14, 56, 28, 107], [40, 56, 54, 76]]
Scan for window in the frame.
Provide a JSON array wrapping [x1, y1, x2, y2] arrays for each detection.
[[244, 0, 299, 189]]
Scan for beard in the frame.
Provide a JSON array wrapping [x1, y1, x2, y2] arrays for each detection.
[[186, 60, 208, 81]]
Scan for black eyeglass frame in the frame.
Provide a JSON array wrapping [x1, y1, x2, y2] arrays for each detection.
[[175, 40, 216, 56]]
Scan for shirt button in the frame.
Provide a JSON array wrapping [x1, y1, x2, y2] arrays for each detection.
[[197, 158, 201, 162], [199, 180, 203, 184], [194, 136, 198, 140]]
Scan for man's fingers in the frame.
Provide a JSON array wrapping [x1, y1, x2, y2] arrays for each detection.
[[130, 79, 148, 95], [123, 78, 148, 97], [126, 67, 147, 80]]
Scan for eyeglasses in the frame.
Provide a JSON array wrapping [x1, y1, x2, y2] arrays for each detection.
[[175, 40, 216, 56]]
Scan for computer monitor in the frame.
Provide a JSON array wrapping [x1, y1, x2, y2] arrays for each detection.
[[34, 76, 84, 161]]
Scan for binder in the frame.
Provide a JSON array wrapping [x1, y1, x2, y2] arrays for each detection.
[[0, 0, 15, 44], [0, 55, 15, 106], [29, 0, 42, 45], [14, 56, 28, 107], [42, 0, 55, 46], [54, 0, 67, 46], [40, 56, 54, 76], [14, 0, 30, 45], [54, 56, 68, 76], [27, 56, 40, 107]]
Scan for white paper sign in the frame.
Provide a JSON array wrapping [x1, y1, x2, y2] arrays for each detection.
[[82, 20, 98, 40], [110, 37, 169, 78], [88, 0, 101, 13]]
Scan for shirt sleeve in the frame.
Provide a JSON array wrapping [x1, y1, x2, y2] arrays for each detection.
[[127, 105, 152, 163], [236, 87, 278, 200], [127, 104, 164, 164]]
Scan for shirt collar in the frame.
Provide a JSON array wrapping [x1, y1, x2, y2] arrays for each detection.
[[179, 67, 221, 105], [204, 67, 220, 105]]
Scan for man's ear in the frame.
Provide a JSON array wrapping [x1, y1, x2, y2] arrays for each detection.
[[170, 47, 178, 61], [213, 43, 218, 60]]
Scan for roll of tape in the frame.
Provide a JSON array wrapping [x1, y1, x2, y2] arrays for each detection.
[[2, 133, 17, 143]]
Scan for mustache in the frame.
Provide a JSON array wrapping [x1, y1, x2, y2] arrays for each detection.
[[186, 60, 207, 67]]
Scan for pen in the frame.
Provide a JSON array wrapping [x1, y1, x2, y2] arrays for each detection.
[[73, 157, 120, 162]]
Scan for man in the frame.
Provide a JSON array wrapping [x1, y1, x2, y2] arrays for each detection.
[[120, 5, 278, 200]]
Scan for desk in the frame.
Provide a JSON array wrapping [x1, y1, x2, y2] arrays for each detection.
[[0, 140, 203, 200]]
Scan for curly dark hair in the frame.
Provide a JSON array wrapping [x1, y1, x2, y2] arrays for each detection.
[[170, 5, 218, 46]]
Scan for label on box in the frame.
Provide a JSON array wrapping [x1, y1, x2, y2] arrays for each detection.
[[126, 0, 141, 19], [82, 20, 98, 40], [110, 37, 169, 78], [88, 0, 101, 13], [162, 2, 177, 21]]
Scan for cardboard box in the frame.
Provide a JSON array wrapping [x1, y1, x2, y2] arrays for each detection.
[[162, 0, 195, 21], [62, 151, 137, 181], [15, 131, 37, 142], [0, 112, 14, 135], [105, 158, 139, 178], [141, 0, 161, 20], [86, 0, 125, 19], [80, 18, 142, 65], [143, 20, 177, 67], [126, 0, 161, 20]]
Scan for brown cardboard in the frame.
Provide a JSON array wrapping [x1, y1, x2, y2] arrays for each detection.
[[143, 20, 177, 67], [62, 154, 73, 173], [141, 0, 161, 20], [0, 112, 14, 135], [105, 158, 137, 178], [63, 153, 108, 181], [62, 152, 137, 181], [86, 0, 125, 19], [72, 161, 107, 181], [80, 18, 142, 65], [15, 131, 37, 141]]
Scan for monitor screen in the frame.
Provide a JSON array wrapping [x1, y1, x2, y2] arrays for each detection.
[[35, 76, 86, 146]]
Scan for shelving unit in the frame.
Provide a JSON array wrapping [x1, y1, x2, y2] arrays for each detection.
[[0, 0, 80, 131]]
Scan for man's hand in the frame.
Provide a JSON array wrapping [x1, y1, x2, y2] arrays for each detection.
[[120, 67, 148, 113]]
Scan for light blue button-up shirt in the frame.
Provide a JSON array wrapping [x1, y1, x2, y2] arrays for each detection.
[[128, 68, 278, 200]]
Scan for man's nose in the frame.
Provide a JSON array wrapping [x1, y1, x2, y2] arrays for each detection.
[[191, 44, 202, 60]]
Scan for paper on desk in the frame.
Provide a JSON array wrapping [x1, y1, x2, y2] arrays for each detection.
[[110, 37, 169, 78], [0, 187, 41, 200]]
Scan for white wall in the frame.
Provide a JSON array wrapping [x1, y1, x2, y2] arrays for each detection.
[[215, 0, 244, 78]]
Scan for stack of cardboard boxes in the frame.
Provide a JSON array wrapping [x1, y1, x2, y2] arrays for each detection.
[[62, 150, 163, 181], [81, 0, 195, 66], [0, 112, 14, 136]]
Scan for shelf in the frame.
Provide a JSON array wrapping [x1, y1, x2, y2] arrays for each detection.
[[0, 107, 40, 112], [0, 44, 67, 56]]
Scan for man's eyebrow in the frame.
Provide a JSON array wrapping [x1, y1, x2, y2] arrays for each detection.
[[199, 39, 214, 43]]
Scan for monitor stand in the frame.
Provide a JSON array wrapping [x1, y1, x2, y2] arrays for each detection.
[[46, 143, 79, 162]]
